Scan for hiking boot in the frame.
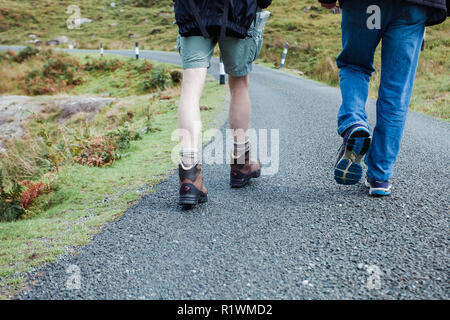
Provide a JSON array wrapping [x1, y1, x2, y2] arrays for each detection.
[[230, 149, 261, 188], [334, 124, 372, 185], [179, 163, 208, 207], [365, 177, 392, 197]]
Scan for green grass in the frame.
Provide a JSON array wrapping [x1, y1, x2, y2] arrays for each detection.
[[0, 52, 227, 298], [0, 0, 447, 119]]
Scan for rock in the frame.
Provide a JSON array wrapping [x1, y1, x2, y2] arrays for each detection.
[[27, 39, 42, 45], [47, 36, 70, 46], [46, 39, 60, 45], [0, 96, 47, 149], [73, 18, 92, 26], [55, 36, 69, 44], [57, 96, 116, 123], [128, 32, 139, 39], [109, 22, 118, 27]]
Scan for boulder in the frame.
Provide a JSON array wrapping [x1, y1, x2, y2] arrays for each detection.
[[73, 18, 93, 26], [57, 96, 116, 123], [0, 96, 46, 149], [47, 36, 70, 46]]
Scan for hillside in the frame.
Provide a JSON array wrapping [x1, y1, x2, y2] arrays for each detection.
[[0, 0, 448, 120]]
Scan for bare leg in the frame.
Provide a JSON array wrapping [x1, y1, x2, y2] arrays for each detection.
[[228, 74, 260, 185], [177, 68, 208, 195], [228, 74, 251, 143], [178, 68, 208, 152]]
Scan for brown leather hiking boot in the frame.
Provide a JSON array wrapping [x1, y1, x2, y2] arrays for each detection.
[[230, 149, 261, 188], [179, 163, 208, 207]]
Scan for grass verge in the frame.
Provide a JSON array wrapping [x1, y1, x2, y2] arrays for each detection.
[[0, 51, 227, 298]]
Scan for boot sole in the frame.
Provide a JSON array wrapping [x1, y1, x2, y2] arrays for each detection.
[[230, 169, 261, 188], [179, 193, 208, 206]]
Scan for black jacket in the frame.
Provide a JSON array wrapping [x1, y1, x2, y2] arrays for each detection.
[[174, 0, 272, 38], [318, 0, 448, 26]]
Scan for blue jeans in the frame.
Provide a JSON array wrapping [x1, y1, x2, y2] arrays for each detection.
[[337, 0, 427, 181]]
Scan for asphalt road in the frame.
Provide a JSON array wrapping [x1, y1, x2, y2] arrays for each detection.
[[4, 47, 448, 299]]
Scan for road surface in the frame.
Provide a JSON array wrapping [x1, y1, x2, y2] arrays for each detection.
[[2, 47, 448, 299]]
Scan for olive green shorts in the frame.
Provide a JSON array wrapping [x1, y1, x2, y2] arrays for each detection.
[[176, 26, 263, 77]]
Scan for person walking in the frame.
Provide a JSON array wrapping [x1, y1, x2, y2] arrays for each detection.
[[174, 0, 272, 206], [319, 0, 448, 196]]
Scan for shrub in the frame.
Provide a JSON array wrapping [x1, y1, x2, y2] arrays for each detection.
[[84, 58, 125, 72], [74, 126, 142, 167], [170, 70, 182, 83], [24, 53, 84, 95], [20, 180, 48, 209], [73, 136, 117, 167], [142, 66, 171, 91], [24, 72, 60, 95], [42, 55, 83, 85], [135, 60, 153, 73], [0, 170, 26, 222], [15, 46, 39, 63]]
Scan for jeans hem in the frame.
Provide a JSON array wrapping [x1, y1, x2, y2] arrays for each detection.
[[365, 163, 393, 182], [337, 121, 370, 137]]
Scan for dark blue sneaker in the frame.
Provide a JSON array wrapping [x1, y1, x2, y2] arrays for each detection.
[[365, 177, 392, 197], [334, 124, 371, 185]]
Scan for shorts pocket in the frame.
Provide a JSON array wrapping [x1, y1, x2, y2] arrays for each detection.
[[176, 34, 182, 54], [248, 26, 263, 63]]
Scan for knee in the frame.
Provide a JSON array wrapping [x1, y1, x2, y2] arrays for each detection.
[[229, 75, 250, 94], [376, 97, 409, 125]]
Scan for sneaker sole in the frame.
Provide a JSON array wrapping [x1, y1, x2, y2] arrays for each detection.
[[369, 189, 391, 197], [369, 188, 391, 197], [365, 179, 391, 196], [335, 129, 371, 185]]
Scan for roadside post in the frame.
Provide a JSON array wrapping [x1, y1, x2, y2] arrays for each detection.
[[135, 42, 139, 59], [280, 42, 289, 69], [219, 57, 226, 85]]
